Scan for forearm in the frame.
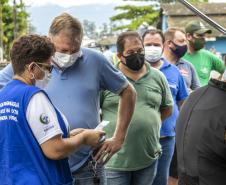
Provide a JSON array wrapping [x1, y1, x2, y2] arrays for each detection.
[[42, 129, 104, 160], [177, 100, 185, 109], [160, 106, 172, 121], [113, 84, 136, 141], [41, 133, 85, 160]]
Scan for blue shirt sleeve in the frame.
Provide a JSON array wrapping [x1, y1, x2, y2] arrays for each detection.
[[176, 73, 189, 101], [0, 63, 13, 89], [99, 58, 128, 94]]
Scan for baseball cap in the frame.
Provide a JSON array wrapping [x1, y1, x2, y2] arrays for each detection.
[[185, 20, 212, 34]]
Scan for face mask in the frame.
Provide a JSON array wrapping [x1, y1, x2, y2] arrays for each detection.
[[123, 53, 145, 71], [222, 69, 226, 81], [31, 63, 51, 89], [191, 38, 205, 51], [35, 71, 51, 89], [144, 46, 162, 63], [52, 50, 82, 69], [170, 42, 188, 59]]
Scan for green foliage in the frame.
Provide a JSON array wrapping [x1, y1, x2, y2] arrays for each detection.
[[82, 20, 116, 40], [111, 0, 208, 31], [0, 0, 29, 59], [111, 4, 158, 31]]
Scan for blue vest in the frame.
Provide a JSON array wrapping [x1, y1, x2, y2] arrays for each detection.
[[0, 80, 72, 185]]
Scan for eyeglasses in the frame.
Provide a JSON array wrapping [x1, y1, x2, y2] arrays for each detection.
[[36, 62, 53, 73], [124, 49, 145, 56]]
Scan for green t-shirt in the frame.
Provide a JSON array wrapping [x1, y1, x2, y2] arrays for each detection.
[[183, 49, 225, 86], [100, 63, 173, 171]]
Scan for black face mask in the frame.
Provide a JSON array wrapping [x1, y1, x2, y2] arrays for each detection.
[[191, 38, 205, 51], [170, 41, 188, 59], [122, 53, 145, 71]]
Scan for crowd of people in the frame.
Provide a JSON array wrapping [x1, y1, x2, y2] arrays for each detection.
[[0, 13, 225, 185]]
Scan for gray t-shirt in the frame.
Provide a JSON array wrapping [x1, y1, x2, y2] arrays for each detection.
[[176, 59, 200, 90]]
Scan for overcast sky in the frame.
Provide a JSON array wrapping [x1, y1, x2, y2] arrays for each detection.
[[23, 0, 225, 7], [22, 0, 225, 8], [23, 0, 139, 7]]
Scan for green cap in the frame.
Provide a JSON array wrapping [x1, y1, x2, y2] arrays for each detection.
[[185, 20, 212, 34]]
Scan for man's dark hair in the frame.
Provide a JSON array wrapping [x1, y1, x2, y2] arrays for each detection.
[[10, 34, 55, 75], [117, 31, 142, 53], [142, 29, 165, 44]]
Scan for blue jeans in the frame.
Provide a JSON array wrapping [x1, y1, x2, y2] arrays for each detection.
[[153, 137, 175, 185], [104, 160, 157, 185], [72, 161, 104, 185]]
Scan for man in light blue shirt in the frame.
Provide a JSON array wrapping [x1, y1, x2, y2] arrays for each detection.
[[0, 13, 137, 185]]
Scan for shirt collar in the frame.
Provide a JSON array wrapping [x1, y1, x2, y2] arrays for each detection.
[[176, 58, 185, 65], [160, 57, 171, 70]]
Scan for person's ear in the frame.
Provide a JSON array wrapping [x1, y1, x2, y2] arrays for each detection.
[[28, 62, 38, 74], [48, 34, 53, 42], [186, 33, 192, 41], [165, 40, 173, 49], [117, 53, 123, 61]]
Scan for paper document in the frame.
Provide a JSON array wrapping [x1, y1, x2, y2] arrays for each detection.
[[95, 120, 110, 131]]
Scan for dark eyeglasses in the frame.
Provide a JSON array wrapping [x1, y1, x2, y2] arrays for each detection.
[[36, 62, 53, 73], [124, 49, 145, 56]]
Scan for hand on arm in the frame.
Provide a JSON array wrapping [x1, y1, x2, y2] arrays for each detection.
[[94, 83, 136, 164]]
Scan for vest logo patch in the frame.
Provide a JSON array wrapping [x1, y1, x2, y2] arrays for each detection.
[[39, 113, 50, 124]]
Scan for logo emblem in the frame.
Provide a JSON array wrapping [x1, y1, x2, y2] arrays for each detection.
[[39, 113, 50, 124]]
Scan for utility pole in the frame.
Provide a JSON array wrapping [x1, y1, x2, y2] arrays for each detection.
[[13, 0, 17, 39], [0, 2, 4, 61]]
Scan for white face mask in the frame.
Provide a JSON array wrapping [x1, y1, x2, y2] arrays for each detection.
[[35, 71, 51, 89], [144, 46, 162, 63], [52, 50, 82, 69], [222, 69, 226, 81], [31, 63, 51, 89]]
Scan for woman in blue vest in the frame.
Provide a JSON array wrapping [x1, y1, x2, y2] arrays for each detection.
[[0, 35, 105, 185]]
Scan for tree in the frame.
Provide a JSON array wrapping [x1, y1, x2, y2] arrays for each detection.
[[99, 23, 109, 36], [83, 19, 98, 39], [110, 0, 208, 31], [0, 0, 29, 59]]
